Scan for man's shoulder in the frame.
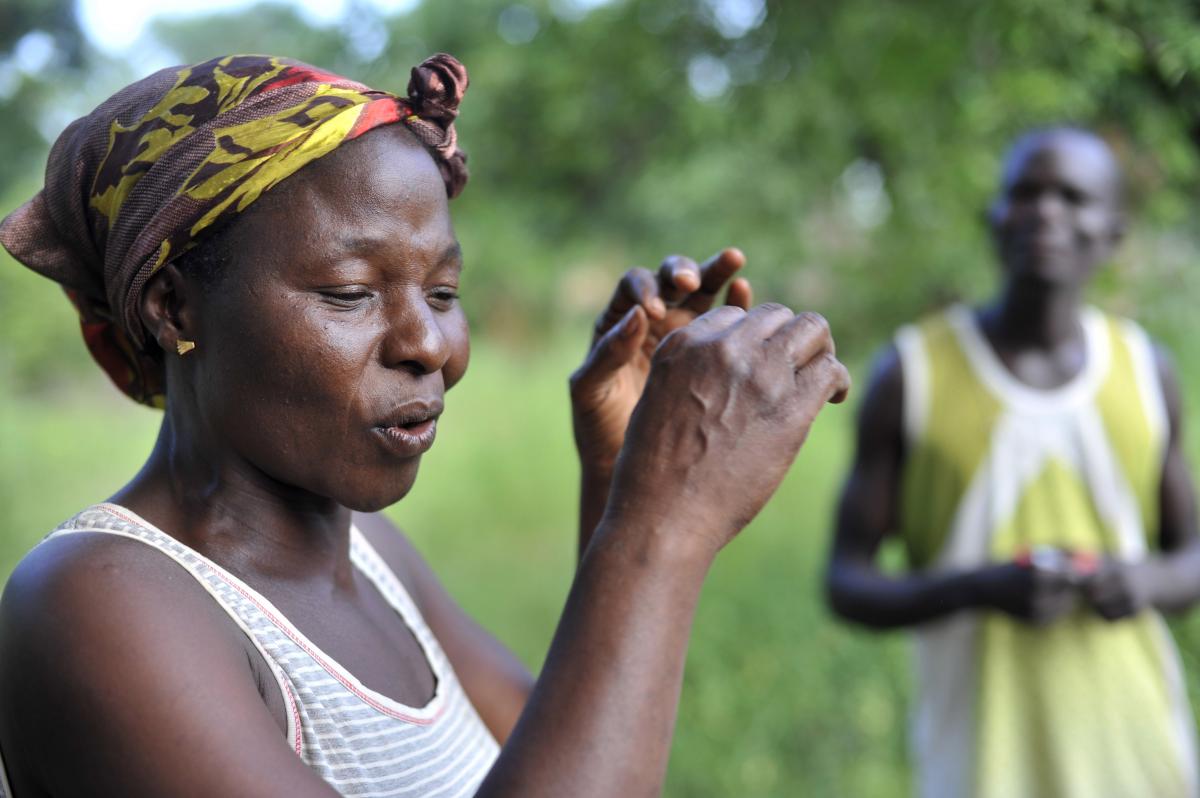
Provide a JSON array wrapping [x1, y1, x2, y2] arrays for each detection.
[[1091, 306, 1164, 358], [898, 303, 967, 342]]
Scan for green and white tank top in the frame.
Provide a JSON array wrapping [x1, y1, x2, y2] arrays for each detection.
[[0, 503, 499, 798], [895, 304, 1196, 798]]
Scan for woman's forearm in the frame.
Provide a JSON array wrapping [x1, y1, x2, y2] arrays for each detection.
[[577, 465, 614, 561], [522, 301, 848, 795], [479, 517, 711, 798]]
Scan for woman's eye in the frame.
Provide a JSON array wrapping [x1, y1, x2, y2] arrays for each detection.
[[429, 287, 460, 308], [319, 289, 372, 307]]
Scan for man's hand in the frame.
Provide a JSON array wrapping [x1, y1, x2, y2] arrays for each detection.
[[973, 562, 1078, 625], [1080, 558, 1155, 621]]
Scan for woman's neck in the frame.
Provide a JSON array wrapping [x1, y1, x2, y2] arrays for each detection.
[[111, 413, 356, 585]]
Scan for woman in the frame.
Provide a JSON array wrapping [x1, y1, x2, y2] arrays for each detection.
[[0, 54, 848, 797]]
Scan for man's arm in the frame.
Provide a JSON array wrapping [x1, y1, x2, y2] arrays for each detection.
[[826, 346, 1075, 628], [1084, 346, 1200, 618]]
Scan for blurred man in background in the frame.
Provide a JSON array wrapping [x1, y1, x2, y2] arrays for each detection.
[[826, 128, 1200, 797]]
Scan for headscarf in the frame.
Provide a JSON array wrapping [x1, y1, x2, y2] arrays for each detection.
[[0, 53, 469, 407]]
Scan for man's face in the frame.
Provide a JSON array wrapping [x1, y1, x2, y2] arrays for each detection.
[[989, 133, 1123, 289]]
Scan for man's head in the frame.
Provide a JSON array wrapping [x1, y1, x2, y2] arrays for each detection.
[[988, 128, 1125, 289]]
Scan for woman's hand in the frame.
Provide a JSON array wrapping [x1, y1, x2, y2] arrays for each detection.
[[602, 303, 850, 559], [489, 304, 846, 798], [570, 249, 752, 475]]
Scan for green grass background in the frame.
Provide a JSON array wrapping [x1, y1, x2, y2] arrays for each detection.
[[4, 338, 1200, 796]]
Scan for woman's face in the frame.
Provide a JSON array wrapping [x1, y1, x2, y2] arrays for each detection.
[[181, 127, 469, 512]]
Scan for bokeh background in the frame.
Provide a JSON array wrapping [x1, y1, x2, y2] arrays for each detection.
[[2, 0, 1199, 794]]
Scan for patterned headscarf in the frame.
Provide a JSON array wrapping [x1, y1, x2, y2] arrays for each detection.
[[0, 53, 469, 407]]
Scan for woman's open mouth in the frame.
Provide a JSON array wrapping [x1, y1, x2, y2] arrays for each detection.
[[374, 402, 442, 457], [375, 419, 437, 457]]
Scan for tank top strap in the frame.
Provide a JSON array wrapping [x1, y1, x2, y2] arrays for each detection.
[[942, 303, 1110, 413], [349, 527, 453, 675], [896, 308, 1004, 568], [1095, 315, 1170, 545]]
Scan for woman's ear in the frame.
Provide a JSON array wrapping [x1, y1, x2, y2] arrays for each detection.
[[139, 264, 195, 354]]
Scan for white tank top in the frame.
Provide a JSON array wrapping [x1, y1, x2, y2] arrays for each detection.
[[0, 503, 499, 797]]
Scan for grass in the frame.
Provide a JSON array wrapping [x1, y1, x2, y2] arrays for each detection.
[[5, 337, 1200, 796]]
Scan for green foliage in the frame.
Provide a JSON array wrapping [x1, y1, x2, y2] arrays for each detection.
[[4, 0, 1197, 377], [0, 0, 81, 56], [3, 2, 1200, 794], [0, 0, 85, 188]]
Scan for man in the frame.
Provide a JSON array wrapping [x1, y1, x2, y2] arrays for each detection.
[[826, 128, 1200, 798]]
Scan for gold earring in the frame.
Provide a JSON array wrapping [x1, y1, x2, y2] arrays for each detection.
[[176, 339, 196, 356]]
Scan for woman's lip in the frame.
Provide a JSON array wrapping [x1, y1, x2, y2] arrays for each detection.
[[374, 418, 437, 457]]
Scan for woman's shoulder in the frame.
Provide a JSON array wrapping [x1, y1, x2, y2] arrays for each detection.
[[7, 506, 201, 603], [0, 512, 328, 797], [0, 514, 248, 686]]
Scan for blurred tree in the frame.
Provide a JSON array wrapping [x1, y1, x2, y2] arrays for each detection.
[[0, 0, 94, 387], [1, 0, 82, 60], [2, 2, 1200, 795], [3, 0, 1199, 373], [0, 0, 84, 189]]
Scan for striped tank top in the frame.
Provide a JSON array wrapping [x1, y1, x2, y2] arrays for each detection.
[[0, 503, 499, 798], [895, 305, 1196, 798]]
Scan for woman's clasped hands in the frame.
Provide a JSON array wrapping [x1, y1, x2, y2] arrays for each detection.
[[570, 248, 851, 560]]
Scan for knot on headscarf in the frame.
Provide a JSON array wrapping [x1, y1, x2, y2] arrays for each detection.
[[0, 53, 470, 407], [403, 54, 470, 199]]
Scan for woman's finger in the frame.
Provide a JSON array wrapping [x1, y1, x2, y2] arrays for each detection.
[[657, 255, 702, 306], [595, 267, 664, 342], [766, 311, 835, 369], [728, 302, 795, 343], [766, 313, 851, 404], [792, 352, 852, 405], [821, 355, 853, 404], [573, 306, 647, 400], [661, 304, 747, 352], [682, 248, 746, 314], [724, 277, 753, 310]]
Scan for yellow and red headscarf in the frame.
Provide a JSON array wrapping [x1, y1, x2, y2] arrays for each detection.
[[0, 53, 469, 406]]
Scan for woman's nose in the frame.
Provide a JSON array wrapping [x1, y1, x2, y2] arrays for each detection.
[[381, 297, 451, 375]]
